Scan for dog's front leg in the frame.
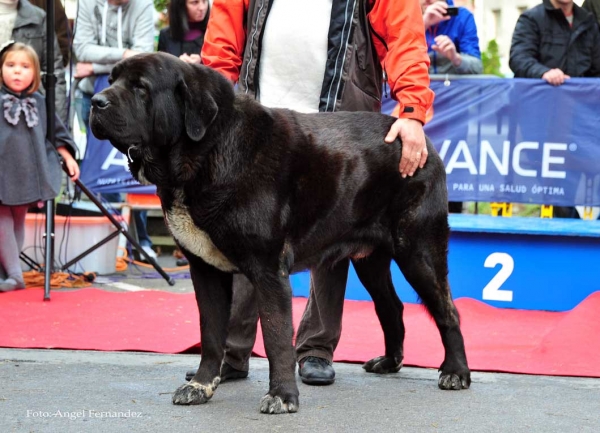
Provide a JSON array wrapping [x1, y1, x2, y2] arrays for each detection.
[[172, 259, 233, 405], [249, 268, 299, 414]]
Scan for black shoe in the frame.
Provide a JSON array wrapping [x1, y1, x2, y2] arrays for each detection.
[[176, 257, 189, 266], [298, 356, 335, 385], [185, 362, 249, 382]]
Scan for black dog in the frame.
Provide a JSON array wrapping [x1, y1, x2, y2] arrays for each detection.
[[90, 53, 470, 414]]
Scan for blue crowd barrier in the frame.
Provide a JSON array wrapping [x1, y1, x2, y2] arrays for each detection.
[[383, 76, 600, 207], [83, 76, 600, 207]]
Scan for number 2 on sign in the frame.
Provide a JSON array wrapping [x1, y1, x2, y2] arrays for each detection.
[[482, 252, 514, 302]]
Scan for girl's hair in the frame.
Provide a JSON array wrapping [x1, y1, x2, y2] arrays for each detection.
[[0, 42, 41, 94], [168, 0, 211, 42]]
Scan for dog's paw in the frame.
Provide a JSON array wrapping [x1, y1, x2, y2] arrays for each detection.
[[438, 370, 471, 390], [172, 378, 220, 405], [362, 356, 403, 374], [259, 393, 299, 414]]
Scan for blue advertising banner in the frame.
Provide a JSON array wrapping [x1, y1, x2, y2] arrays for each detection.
[[383, 78, 600, 206], [79, 75, 156, 195], [82, 75, 600, 206]]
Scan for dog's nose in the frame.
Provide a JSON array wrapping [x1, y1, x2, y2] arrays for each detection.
[[91, 93, 110, 109]]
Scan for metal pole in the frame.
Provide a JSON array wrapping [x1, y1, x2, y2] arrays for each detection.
[[69, 178, 176, 286], [43, 0, 56, 301]]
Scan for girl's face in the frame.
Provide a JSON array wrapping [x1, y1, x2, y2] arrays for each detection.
[[186, 0, 208, 23], [2, 51, 35, 93]]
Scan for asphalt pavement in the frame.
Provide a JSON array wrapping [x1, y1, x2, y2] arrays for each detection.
[[2, 251, 599, 432], [1, 348, 599, 433]]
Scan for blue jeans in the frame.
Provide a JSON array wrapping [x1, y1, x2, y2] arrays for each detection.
[[75, 90, 93, 132], [101, 193, 152, 248]]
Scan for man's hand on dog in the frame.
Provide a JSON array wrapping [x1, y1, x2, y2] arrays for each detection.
[[385, 118, 428, 178]]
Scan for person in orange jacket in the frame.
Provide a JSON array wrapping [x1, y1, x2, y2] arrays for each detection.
[[186, 0, 434, 386]]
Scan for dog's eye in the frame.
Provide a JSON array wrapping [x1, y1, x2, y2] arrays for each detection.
[[133, 84, 147, 95]]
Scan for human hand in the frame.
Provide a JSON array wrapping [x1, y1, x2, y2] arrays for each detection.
[[58, 148, 80, 181], [432, 35, 461, 66], [74, 62, 94, 78], [179, 53, 201, 64], [123, 49, 140, 59], [542, 68, 570, 86], [65, 158, 80, 181], [423, 1, 451, 28], [384, 118, 427, 177]]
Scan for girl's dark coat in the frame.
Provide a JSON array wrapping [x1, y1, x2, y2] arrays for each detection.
[[0, 87, 77, 205]]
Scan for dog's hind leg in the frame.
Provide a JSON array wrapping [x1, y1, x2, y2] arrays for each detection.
[[393, 215, 471, 390], [352, 250, 404, 374], [246, 267, 299, 414], [172, 258, 233, 405]]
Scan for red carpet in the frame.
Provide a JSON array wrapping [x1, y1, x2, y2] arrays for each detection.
[[1, 288, 599, 378]]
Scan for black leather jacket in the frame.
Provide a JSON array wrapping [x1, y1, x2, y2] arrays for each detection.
[[509, 0, 600, 78]]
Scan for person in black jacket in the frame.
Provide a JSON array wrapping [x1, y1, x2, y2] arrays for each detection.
[[509, 0, 600, 86], [157, 0, 209, 65], [510, 0, 600, 219]]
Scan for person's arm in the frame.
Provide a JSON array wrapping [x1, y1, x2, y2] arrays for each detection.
[[57, 146, 80, 180], [431, 35, 483, 74], [369, 0, 432, 123], [509, 13, 550, 78], [54, 114, 78, 157], [90, 63, 115, 75], [127, 2, 156, 53], [453, 53, 483, 74], [201, 0, 247, 82], [453, 12, 483, 74], [54, 115, 80, 180], [369, 0, 434, 177]]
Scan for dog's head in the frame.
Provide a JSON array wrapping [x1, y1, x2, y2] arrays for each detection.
[[89, 52, 230, 185]]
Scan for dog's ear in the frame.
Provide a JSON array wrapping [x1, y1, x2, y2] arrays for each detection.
[[177, 77, 218, 141], [151, 91, 180, 148]]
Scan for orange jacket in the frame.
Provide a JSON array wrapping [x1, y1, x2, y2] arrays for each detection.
[[202, 0, 433, 123]]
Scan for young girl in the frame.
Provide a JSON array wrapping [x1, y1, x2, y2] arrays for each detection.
[[0, 41, 79, 292]]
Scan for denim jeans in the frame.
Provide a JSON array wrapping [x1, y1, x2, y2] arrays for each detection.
[[100, 192, 152, 248]]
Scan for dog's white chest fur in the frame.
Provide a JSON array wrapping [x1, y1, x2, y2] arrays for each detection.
[[165, 192, 238, 272]]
